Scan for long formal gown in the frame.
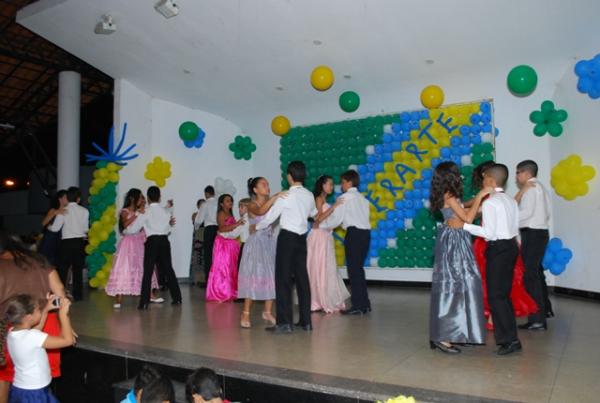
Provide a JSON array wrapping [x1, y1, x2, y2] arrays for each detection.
[[474, 237, 538, 318], [105, 210, 158, 296], [307, 204, 350, 313], [237, 214, 276, 300], [430, 208, 486, 344], [206, 216, 240, 302], [38, 219, 61, 267]]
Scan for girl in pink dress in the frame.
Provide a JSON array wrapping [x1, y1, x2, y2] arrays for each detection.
[[105, 189, 159, 308], [307, 175, 349, 313], [205, 194, 245, 303]]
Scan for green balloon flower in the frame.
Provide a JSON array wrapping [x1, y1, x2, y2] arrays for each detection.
[[228, 135, 257, 160], [529, 100, 568, 137]]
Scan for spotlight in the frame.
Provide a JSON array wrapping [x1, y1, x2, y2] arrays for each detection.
[[94, 14, 116, 35], [4, 179, 15, 187], [154, 0, 179, 18]]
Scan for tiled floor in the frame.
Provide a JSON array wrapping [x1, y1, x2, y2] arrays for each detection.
[[70, 285, 600, 402]]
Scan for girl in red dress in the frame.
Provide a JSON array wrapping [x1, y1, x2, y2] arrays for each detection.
[[467, 161, 537, 329]]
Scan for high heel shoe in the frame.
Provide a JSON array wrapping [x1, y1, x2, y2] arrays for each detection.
[[240, 311, 251, 329], [429, 341, 461, 354], [262, 311, 276, 326]]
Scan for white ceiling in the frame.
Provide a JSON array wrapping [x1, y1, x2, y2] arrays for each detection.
[[18, 0, 600, 125]]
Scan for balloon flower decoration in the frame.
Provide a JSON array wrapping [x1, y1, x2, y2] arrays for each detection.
[[339, 91, 360, 113], [310, 65, 334, 91], [84, 123, 139, 288], [271, 115, 291, 136], [507, 65, 538, 96], [542, 238, 573, 275], [178, 121, 205, 149], [529, 100, 568, 137], [420, 85, 444, 109], [551, 154, 596, 200], [228, 135, 257, 160], [574, 53, 600, 99], [144, 156, 172, 187], [214, 177, 236, 196]]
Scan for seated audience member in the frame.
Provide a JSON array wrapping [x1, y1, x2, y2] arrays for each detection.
[[186, 368, 230, 403]]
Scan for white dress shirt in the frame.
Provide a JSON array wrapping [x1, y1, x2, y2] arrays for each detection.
[[49, 202, 89, 239], [136, 203, 173, 237], [194, 197, 218, 229], [518, 178, 551, 229], [463, 189, 519, 241], [256, 185, 317, 235], [219, 213, 250, 242], [319, 187, 371, 230]]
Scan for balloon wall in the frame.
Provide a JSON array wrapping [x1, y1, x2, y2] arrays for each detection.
[[280, 100, 496, 269]]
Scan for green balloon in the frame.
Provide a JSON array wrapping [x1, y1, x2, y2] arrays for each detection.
[[541, 100, 554, 113], [339, 91, 360, 113], [554, 109, 568, 122], [529, 110, 545, 124], [533, 124, 547, 136], [547, 123, 563, 137], [178, 121, 199, 141], [507, 65, 538, 96]]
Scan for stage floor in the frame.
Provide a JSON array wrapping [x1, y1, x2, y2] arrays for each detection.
[[70, 285, 600, 403]]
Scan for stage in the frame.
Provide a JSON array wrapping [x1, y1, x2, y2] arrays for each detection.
[[68, 285, 600, 402]]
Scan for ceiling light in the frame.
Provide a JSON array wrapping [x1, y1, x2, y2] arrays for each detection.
[[155, 0, 179, 18], [94, 14, 116, 35], [275, 86, 284, 91], [4, 179, 15, 187], [425, 59, 435, 65], [343, 74, 352, 79], [313, 40, 322, 45]]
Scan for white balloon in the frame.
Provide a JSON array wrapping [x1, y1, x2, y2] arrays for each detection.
[[387, 238, 397, 248], [334, 185, 342, 194], [383, 124, 392, 133], [481, 133, 494, 144], [365, 145, 375, 155], [369, 257, 379, 267], [461, 155, 472, 167], [404, 218, 414, 230], [423, 200, 431, 209], [348, 164, 358, 171]]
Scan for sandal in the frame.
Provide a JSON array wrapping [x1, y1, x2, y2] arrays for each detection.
[[262, 311, 276, 326], [240, 311, 251, 329]]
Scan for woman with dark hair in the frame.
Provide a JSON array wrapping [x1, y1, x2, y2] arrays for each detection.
[[428, 162, 490, 354], [306, 175, 348, 313], [205, 194, 245, 303], [237, 177, 283, 328], [105, 189, 160, 308], [468, 162, 537, 329], [0, 229, 68, 401], [38, 190, 68, 266]]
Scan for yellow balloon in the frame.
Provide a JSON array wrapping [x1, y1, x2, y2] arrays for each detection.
[[106, 162, 118, 172], [421, 85, 445, 109], [310, 65, 334, 91], [581, 166, 596, 181], [89, 278, 99, 288], [271, 115, 291, 136]]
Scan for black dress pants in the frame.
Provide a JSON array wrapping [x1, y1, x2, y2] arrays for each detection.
[[203, 225, 218, 282], [520, 228, 549, 324], [344, 227, 371, 310], [141, 235, 182, 305], [274, 229, 311, 327], [486, 238, 519, 345], [57, 238, 85, 300]]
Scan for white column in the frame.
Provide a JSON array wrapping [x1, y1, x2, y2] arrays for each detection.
[[57, 71, 81, 190]]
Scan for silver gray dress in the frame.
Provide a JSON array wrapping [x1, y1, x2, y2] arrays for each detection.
[[429, 207, 486, 344]]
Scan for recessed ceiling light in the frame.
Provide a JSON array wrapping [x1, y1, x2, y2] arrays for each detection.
[[183, 69, 191, 74], [94, 14, 116, 35], [343, 74, 352, 79], [275, 86, 284, 91], [425, 59, 435, 65], [313, 40, 322, 46], [155, 0, 179, 18]]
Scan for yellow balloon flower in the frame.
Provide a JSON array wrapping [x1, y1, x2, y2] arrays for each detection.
[[144, 156, 172, 187], [551, 154, 595, 200]]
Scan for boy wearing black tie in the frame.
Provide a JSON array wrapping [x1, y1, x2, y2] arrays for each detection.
[[449, 164, 522, 355], [256, 161, 317, 334]]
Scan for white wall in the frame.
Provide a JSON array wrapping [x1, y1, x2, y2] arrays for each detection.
[[114, 79, 246, 277], [550, 62, 600, 293]]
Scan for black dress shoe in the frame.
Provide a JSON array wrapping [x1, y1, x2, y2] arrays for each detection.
[[429, 341, 461, 354], [294, 322, 313, 331], [341, 307, 368, 315], [496, 340, 522, 356], [137, 303, 149, 310], [518, 322, 546, 331], [546, 311, 555, 318], [265, 324, 293, 334], [171, 300, 182, 306]]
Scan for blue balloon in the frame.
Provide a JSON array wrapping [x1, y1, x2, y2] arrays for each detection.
[[574, 60, 590, 76], [391, 123, 403, 134], [392, 142, 402, 151], [405, 209, 416, 219], [183, 139, 194, 148], [480, 102, 491, 113], [470, 125, 482, 135], [440, 147, 451, 158], [450, 136, 461, 147], [451, 146, 461, 156], [410, 120, 420, 130], [396, 209, 405, 219], [422, 188, 431, 199], [383, 152, 393, 162], [358, 165, 367, 174], [451, 155, 462, 165], [550, 262, 566, 275], [459, 125, 470, 136], [383, 142, 393, 152], [471, 134, 482, 145], [400, 112, 411, 122], [386, 229, 396, 238], [589, 87, 600, 99], [359, 183, 368, 192], [470, 114, 481, 125], [377, 239, 387, 248], [387, 210, 397, 220], [395, 200, 404, 209], [401, 122, 411, 132], [375, 162, 384, 171], [410, 111, 421, 122], [422, 168, 433, 179], [413, 199, 424, 209], [495, 127, 500, 136], [369, 249, 378, 258], [461, 135, 471, 145], [460, 145, 471, 155], [367, 155, 376, 164], [577, 77, 593, 93], [431, 158, 441, 167], [542, 252, 554, 270], [383, 133, 393, 143], [405, 200, 414, 209], [413, 189, 423, 199], [556, 248, 573, 265], [413, 179, 422, 189], [375, 144, 383, 154], [481, 124, 492, 133], [548, 238, 563, 252], [420, 110, 430, 120], [481, 113, 492, 124]]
